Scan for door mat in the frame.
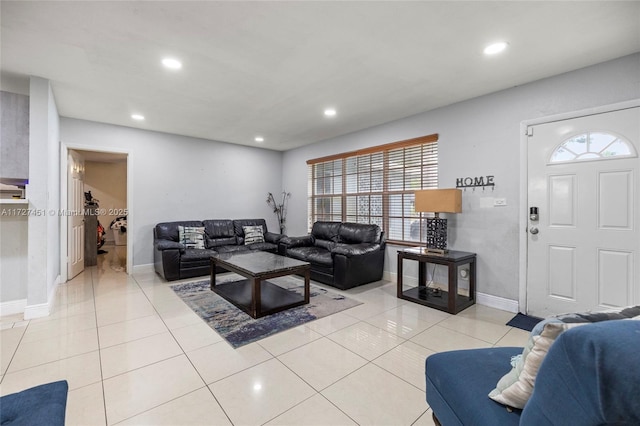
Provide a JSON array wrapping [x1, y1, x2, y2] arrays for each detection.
[[506, 313, 543, 332], [171, 274, 362, 348]]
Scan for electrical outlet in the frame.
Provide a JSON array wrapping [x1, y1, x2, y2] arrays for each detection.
[[459, 267, 470, 280], [494, 198, 507, 206]]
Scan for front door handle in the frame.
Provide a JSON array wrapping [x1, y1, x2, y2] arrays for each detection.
[[530, 227, 539, 235]]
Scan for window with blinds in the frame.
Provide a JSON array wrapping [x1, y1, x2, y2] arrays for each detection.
[[307, 134, 438, 244]]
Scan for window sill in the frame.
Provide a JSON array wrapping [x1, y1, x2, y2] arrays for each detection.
[[386, 240, 425, 247]]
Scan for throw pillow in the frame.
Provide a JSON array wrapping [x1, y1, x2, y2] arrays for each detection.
[[243, 225, 265, 245], [489, 305, 640, 409], [178, 226, 205, 249], [488, 320, 586, 409]]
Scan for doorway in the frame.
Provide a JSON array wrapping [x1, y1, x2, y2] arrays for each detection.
[[524, 106, 639, 317], [61, 146, 131, 282], [83, 152, 128, 273]]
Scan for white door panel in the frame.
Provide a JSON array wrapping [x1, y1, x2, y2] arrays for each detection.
[[527, 107, 639, 317], [68, 151, 85, 279], [597, 249, 633, 308]]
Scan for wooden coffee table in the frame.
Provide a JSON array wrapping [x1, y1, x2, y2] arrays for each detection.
[[210, 251, 310, 319]]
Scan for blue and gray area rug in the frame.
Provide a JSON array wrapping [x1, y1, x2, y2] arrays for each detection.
[[171, 274, 362, 348]]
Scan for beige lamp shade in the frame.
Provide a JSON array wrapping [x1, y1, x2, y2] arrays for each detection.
[[414, 189, 462, 213]]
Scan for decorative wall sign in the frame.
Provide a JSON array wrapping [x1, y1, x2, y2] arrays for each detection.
[[456, 175, 495, 191]]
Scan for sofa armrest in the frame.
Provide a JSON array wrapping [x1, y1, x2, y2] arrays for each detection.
[[154, 241, 182, 281], [155, 240, 185, 252], [264, 231, 284, 244], [332, 243, 381, 257], [280, 235, 314, 248]]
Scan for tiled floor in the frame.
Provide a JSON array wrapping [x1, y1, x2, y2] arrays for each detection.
[[0, 244, 530, 425]]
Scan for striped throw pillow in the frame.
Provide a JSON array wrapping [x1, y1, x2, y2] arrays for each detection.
[[243, 225, 265, 245], [178, 226, 205, 249]]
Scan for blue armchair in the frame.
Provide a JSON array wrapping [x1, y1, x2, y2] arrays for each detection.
[[425, 320, 640, 425]]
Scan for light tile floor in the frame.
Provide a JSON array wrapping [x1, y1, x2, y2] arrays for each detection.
[[0, 245, 530, 425]]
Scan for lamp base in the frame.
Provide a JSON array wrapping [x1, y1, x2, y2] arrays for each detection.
[[426, 217, 448, 253]]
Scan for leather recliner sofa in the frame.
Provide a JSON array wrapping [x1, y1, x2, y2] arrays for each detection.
[[154, 218, 283, 281], [278, 221, 386, 290]]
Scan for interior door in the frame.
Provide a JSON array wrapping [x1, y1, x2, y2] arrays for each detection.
[[67, 150, 85, 279], [527, 107, 639, 317]]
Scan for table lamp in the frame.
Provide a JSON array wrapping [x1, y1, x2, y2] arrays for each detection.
[[414, 189, 462, 254]]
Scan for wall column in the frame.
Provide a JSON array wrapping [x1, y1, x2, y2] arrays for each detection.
[[25, 76, 60, 319]]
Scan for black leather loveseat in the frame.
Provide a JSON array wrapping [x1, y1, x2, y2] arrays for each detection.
[[154, 218, 283, 281], [279, 221, 386, 290]]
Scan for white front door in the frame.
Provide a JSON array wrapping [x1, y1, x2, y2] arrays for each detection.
[[67, 150, 85, 279], [527, 107, 639, 317]]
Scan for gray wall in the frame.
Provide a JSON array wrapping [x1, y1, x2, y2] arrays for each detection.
[[0, 214, 28, 303], [0, 91, 29, 183], [282, 53, 640, 302], [60, 119, 284, 268], [0, 90, 30, 305]]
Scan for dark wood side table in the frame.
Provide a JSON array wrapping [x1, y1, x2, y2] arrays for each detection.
[[397, 248, 476, 314]]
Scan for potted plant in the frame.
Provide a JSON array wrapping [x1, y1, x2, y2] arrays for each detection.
[[266, 191, 291, 234]]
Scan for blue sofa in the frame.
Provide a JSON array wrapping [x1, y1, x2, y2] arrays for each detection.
[[425, 320, 640, 425], [0, 380, 68, 425]]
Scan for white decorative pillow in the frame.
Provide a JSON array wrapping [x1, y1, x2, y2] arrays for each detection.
[[243, 225, 265, 245], [488, 320, 586, 409], [178, 226, 205, 249]]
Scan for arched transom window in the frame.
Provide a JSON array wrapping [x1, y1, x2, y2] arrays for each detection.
[[550, 132, 636, 163]]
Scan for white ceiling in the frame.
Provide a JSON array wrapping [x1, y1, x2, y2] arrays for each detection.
[[1, 1, 639, 151]]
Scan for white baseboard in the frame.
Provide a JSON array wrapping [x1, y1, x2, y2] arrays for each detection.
[[0, 299, 27, 316], [24, 302, 51, 320], [385, 270, 519, 313], [476, 292, 519, 313], [24, 274, 60, 320], [132, 263, 154, 275]]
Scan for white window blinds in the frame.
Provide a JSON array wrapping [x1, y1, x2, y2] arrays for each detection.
[[307, 134, 438, 244]]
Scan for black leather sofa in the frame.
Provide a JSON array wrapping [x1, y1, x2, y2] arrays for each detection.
[[154, 218, 283, 281], [279, 221, 386, 290]]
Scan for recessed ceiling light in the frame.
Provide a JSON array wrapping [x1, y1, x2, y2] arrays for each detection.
[[324, 108, 337, 117], [255, 136, 264, 143], [161, 57, 182, 70], [131, 114, 145, 121], [484, 42, 508, 55]]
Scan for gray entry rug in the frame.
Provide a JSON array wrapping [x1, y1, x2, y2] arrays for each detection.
[[171, 274, 362, 348]]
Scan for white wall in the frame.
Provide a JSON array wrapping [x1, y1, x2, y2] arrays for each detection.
[[22, 77, 60, 318], [46, 82, 60, 300], [60, 119, 284, 268], [84, 161, 127, 243], [282, 53, 640, 303]]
